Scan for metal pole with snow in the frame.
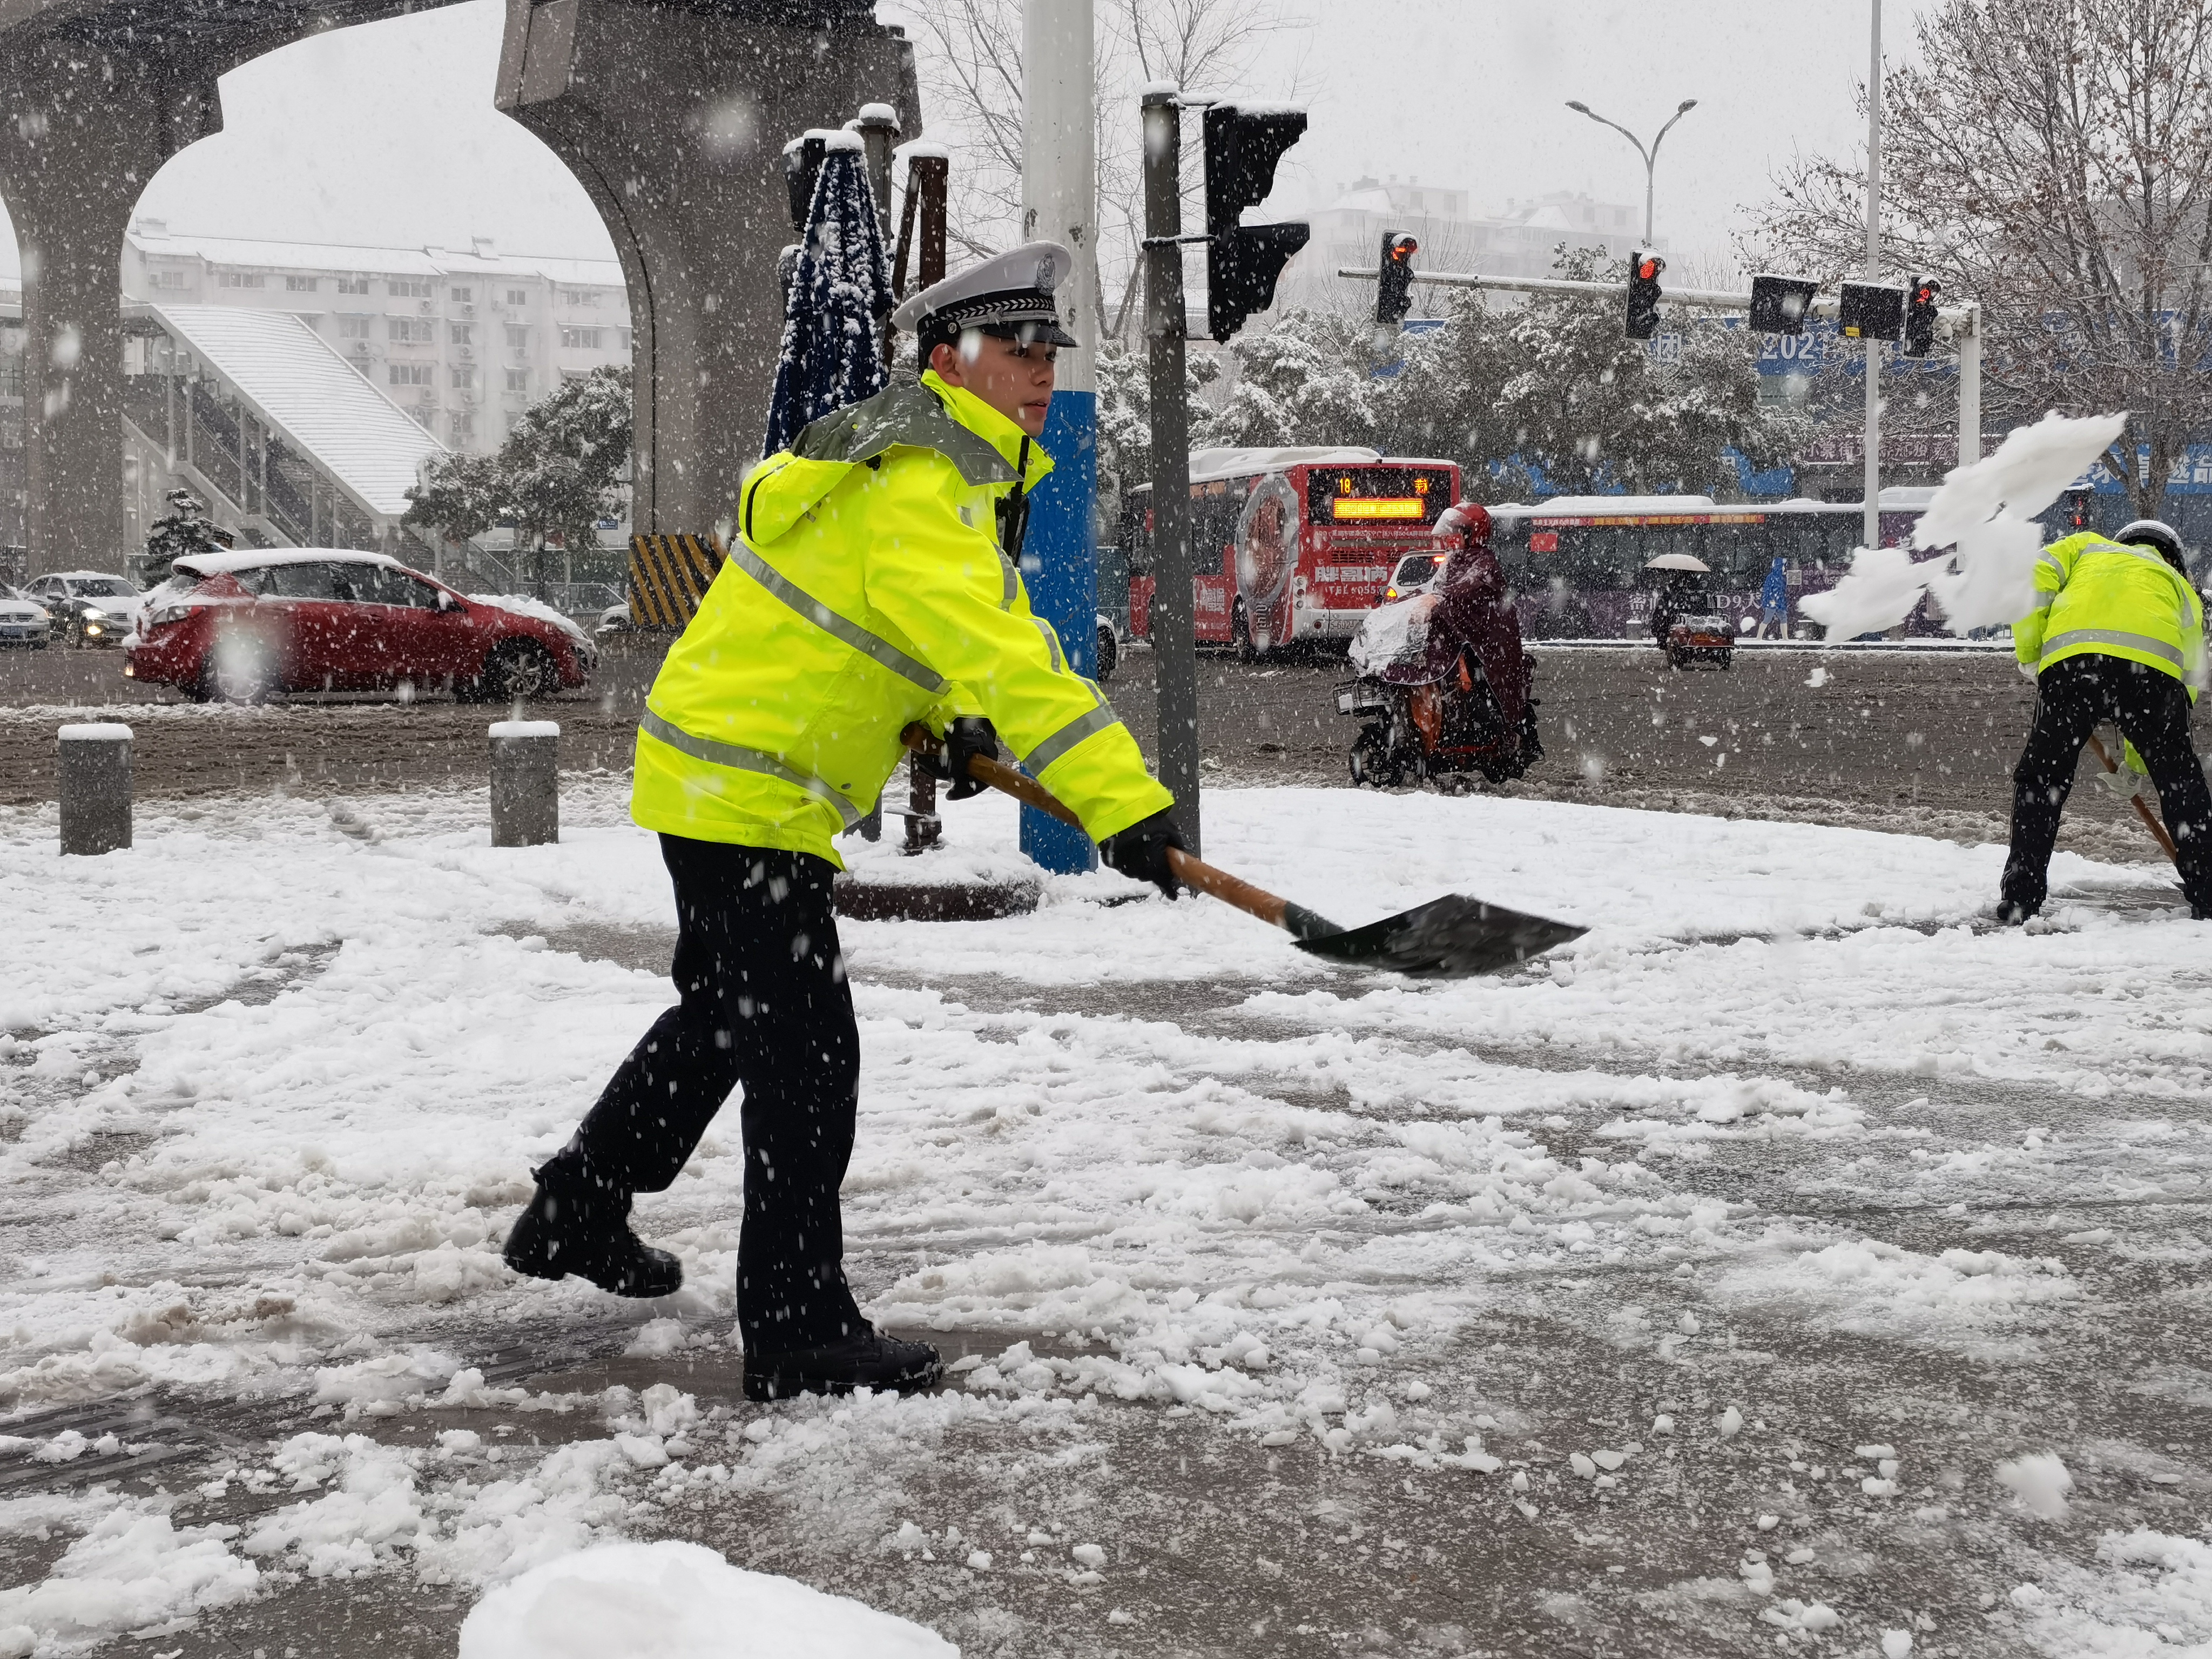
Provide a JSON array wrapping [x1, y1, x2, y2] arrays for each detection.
[[1863, 0, 1884, 551], [1019, 0, 1101, 874]]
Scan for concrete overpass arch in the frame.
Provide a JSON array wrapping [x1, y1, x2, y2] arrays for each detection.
[[0, 0, 918, 577]]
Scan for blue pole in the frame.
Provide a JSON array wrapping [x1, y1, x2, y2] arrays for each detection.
[[1020, 0, 1099, 875], [1020, 388, 1099, 872]]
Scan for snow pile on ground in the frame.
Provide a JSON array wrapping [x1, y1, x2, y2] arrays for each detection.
[[2013, 1529, 2212, 1654], [1800, 412, 2126, 639], [0, 1506, 257, 1653], [1995, 1451, 2075, 1520], [0, 779, 2197, 1416], [455, 1540, 958, 1658]]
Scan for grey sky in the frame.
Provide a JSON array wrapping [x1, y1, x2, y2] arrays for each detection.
[[0, 0, 1936, 284]]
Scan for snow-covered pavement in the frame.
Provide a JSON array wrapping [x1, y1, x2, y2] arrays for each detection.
[[4, 779, 2211, 1656]]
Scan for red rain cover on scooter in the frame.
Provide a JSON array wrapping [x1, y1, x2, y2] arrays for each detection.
[[1365, 504, 1530, 730]]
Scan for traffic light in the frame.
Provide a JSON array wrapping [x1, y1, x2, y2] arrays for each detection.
[[1377, 232, 1418, 327], [1904, 277, 1941, 356], [1203, 102, 1312, 342], [1625, 253, 1664, 340], [1749, 274, 1818, 334], [2063, 487, 2092, 531], [1838, 281, 1905, 341]]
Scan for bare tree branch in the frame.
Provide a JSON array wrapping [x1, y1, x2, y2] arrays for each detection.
[[1740, 0, 2212, 516]]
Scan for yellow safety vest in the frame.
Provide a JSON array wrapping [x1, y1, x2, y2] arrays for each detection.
[[630, 369, 1171, 864], [2015, 530, 2206, 699]]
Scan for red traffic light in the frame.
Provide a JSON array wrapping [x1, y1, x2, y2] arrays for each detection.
[[1904, 276, 1941, 357], [1626, 253, 1665, 340], [1390, 235, 1418, 263]]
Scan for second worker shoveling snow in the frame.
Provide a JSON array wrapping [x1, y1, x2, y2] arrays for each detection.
[[1800, 411, 2212, 922]]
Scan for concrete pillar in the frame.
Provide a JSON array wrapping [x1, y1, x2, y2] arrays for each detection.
[[57, 722, 132, 855], [494, 0, 919, 533], [0, 39, 220, 577], [489, 720, 559, 847]]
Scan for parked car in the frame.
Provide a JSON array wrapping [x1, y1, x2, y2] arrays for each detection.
[[24, 571, 142, 647], [125, 549, 596, 702], [0, 584, 51, 649]]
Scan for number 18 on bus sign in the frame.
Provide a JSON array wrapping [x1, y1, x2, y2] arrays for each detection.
[[1331, 471, 1433, 521]]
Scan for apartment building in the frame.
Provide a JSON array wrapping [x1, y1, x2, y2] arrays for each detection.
[[122, 221, 631, 455]]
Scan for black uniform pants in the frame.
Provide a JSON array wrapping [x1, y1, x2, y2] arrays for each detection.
[[2002, 653, 2212, 916], [537, 835, 866, 1354]]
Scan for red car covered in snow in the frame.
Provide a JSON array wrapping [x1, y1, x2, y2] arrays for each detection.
[[125, 549, 596, 702]]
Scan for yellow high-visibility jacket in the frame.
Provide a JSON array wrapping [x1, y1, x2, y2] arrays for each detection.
[[2015, 530, 2207, 699], [630, 369, 1171, 865]]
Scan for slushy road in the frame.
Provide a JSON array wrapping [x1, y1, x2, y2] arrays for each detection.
[[0, 639, 2163, 863]]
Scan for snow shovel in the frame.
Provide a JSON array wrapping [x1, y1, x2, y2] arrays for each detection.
[[899, 725, 1585, 979], [2086, 730, 2180, 864]]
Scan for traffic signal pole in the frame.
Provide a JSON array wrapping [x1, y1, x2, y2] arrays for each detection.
[[1142, 87, 1202, 857], [1338, 262, 1984, 511], [1019, 0, 1100, 874], [1863, 0, 1884, 551]]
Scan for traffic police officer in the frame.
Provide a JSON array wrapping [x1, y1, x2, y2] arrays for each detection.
[[2000, 518, 2212, 921], [504, 243, 1184, 1400]]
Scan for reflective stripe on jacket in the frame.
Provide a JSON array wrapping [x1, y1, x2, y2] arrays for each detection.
[[2014, 531, 2206, 698], [630, 369, 1172, 864]]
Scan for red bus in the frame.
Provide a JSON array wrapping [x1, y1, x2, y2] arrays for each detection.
[[1122, 447, 1463, 656]]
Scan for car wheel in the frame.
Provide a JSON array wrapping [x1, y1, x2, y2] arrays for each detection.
[[1095, 623, 1118, 683], [1231, 601, 1257, 664], [477, 639, 556, 703]]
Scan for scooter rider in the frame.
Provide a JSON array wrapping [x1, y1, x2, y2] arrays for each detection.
[[2000, 518, 2212, 922], [503, 242, 1182, 1400]]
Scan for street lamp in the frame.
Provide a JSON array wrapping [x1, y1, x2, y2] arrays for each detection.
[[1564, 98, 1698, 247]]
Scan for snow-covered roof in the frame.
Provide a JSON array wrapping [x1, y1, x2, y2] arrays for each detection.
[[1529, 495, 1719, 516], [1189, 446, 1382, 482], [149, 305, 448, 519], [176, 548, 402, 577], [128, 227, 624, 288]]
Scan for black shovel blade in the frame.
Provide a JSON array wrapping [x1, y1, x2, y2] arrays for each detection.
[[1294, 893, 1585, 979]]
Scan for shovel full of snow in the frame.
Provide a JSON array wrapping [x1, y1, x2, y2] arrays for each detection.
[[900, 725, 1584, 979]]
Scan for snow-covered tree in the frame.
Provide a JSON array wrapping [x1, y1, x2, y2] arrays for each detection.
[[140, 488, 233, 583], [405, 366, 632, 596], [1095, 334, 1217, 527], [1475, 247, 1798, 500], [1203, 309, 1379, 451], [1744, 0, 2212, 516]]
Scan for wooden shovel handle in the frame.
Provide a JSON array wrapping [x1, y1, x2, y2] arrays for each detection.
[[2086, 731, 2180, 864], [898, 722, 1294, 930]]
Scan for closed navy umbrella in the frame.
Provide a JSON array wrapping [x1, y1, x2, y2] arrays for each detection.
[[763, 132, 894, 458]]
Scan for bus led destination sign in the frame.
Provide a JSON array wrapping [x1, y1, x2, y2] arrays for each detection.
[[1530, 514, 1770, 529], [1331, 497, 1426, 521]]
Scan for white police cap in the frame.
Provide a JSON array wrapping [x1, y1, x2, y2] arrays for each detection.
[[892, 240, 1078, 350]]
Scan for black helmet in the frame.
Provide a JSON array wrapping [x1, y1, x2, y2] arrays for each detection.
[[2117, 518, 2188, 574]]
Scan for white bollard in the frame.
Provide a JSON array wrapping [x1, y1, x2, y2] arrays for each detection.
[[489, 720, 560, 847], [57, 723, 133, 856]]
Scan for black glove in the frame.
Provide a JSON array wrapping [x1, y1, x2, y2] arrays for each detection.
[[1099, 809, 1186, 898], [917, 717, 1001, 801]]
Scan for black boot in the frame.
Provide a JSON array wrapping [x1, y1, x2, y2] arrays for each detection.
[[743, 1329, 942, 1401], [503, 1180, 683, 1299]]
